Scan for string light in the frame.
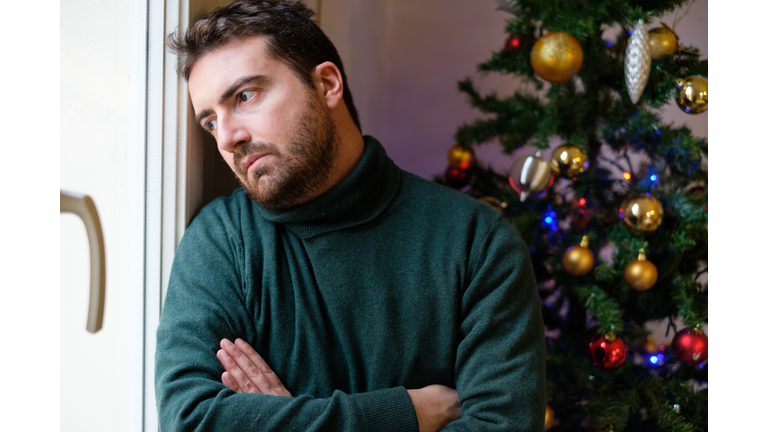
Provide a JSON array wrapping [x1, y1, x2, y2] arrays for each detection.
[[650, 174, 658, 181], [579, 198, 586, 206], [623, 172, 631, 180]]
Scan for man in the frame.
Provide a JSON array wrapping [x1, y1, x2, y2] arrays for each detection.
[[155, 1, 546, 431]]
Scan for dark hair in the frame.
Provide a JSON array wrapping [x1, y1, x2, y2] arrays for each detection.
[[167, 0, 360, 131]]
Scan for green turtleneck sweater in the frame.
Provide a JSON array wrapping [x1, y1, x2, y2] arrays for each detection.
[[155, 136, 545, 431]]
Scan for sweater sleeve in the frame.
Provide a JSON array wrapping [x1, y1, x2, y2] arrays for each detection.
[[445, 218, 547, 431], [154, 208, 419, 432]]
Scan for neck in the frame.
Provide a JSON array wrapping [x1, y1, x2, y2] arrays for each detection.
[[324, 112, 365, 194]]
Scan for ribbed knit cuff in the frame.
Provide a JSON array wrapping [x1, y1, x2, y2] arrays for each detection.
[[355, 386, 420, 432]]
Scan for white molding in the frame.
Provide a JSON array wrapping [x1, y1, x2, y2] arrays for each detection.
[[128, 0, 149, 431], [144, 0, 166, 430]]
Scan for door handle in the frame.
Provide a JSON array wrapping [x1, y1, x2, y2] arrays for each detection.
[[60, 190, 106, 333]]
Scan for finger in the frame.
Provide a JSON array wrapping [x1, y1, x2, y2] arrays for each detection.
[[217, 348, 261, 394], [233, 338, 290, 395], [221, 371, 242, 393], [221, 338, 291, 397]]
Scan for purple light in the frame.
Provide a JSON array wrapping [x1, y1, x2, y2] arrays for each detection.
[[646, 192, 651, 197], [584, 162, 589, 168]]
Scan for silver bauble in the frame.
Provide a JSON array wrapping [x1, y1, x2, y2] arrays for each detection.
[[508, 150, 553, 202], [625, 19, 651, 104]]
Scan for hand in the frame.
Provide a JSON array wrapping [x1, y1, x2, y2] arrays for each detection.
[[407, 384, 461, 432], [216, 338, 292, 397]]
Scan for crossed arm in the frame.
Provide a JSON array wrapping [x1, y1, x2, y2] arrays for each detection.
[[216, 337, 461, 432]]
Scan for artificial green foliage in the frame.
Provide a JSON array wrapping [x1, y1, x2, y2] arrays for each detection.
[[437, 0, 708, 430]]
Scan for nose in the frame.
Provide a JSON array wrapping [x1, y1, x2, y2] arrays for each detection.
[[216, 112, 251, 154]]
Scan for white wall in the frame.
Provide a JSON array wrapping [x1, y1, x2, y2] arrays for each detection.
[[60, 1, 132, 431], [322, 0, 708, 179]]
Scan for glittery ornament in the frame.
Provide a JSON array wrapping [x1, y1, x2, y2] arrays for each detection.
[[624, 19, 651, 104], [445, 166, 469, 189], [624, 248, 658, 291], [508, 150, 553, 201], [671, 327, 708, 365], [648, 23, 679, 60], [549, 143, 588, 178], [478, 196, 506, 214], [675, 76, 708, 114], [620, 194, 664, 232], [530, 32, 583, 83], [589, 332, 628, 371], [447, 144, 475, 170], [562, 236, 594, 276]]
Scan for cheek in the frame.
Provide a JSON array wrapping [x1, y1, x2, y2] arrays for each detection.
[[219, 148, 237, 171]]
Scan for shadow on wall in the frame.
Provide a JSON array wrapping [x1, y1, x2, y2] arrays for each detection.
[[201, 133, 242, 210]]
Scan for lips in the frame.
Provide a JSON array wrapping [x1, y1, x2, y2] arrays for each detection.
[[240, 153, 267, 174]]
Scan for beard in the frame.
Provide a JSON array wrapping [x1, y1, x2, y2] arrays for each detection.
[[232, 91, 340, 211]]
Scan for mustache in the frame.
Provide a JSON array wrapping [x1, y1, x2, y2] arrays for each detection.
[[233, 142, 280, 173]]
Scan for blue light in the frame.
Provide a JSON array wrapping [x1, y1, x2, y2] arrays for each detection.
[[606, 41, 614, 47], [657, 354, 665, 361], [656, 130, 661, 135], [628, 29, 633, 35], [685, 108, 690, 113], [584, 162, 589, 168], [699, 363, 705, 369], [650, 175, 657, 181], [650, 356, 659, 364], [545, 217, 553, 223], [646, 192, 651, 197]]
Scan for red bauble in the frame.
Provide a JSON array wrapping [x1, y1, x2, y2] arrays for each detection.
[[505, 35, 524, 53], [671, 329, 708, 365], [445, 166, 470, 189], [589, 333, 628, 371]]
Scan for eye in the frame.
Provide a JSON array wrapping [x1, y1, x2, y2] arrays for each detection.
[[205, 119, 217, 131], [239, 90, 256, 102]]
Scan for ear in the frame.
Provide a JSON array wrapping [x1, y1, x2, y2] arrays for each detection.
[[314, 61, 344, 110]]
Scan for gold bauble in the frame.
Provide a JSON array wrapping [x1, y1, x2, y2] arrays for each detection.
[[448, 144, 475, 170], [478, 196, 507, 213], [624, 248, 658, 291], [620, 194, 664, 232], [562, 236, 594, 276], [644, 337, 658, 353], [530, 31, 583, 83], [544, 403, 557, 430], [550, 144, 588, 178], [675, 76, 708, 114], [648, 25, 679, 60]]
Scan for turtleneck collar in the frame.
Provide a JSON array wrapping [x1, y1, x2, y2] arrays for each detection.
[[254, 135, 401, 239]]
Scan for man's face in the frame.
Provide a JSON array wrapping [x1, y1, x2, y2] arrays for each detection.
[[189, 35, 339, 210]]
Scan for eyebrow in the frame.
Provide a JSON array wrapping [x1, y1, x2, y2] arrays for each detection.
[[195, 74, 267, 125]]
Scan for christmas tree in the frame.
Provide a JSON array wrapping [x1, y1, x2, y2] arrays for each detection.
[[437, 1, 707, 430]]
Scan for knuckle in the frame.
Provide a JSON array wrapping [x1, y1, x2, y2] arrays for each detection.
[[261, 364, 272, 373], [242, 381, 253, 392], [248, 365, 262, 377]]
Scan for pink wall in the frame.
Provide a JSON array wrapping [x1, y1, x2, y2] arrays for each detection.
[[323, 0, 708, 180]]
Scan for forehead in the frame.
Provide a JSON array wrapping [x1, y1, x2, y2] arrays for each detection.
[[188, 35, 282, 104]]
